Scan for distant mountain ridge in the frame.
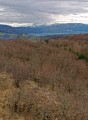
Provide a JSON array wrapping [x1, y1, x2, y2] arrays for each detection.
[[0, 23, 88, 39]]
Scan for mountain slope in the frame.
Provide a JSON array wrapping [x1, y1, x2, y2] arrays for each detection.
[[0, 23, 88, 39]]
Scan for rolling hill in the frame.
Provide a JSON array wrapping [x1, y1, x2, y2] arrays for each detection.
[[0, 23, 88, 39]]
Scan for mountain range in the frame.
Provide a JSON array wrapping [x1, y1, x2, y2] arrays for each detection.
[[0, 23, 88, 39]]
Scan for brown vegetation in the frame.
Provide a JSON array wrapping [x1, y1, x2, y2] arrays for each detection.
[[0, 34, 88, 119]]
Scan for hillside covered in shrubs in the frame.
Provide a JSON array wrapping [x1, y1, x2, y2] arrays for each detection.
[[0, 34, 88, 120]]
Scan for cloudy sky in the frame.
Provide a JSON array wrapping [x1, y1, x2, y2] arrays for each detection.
[[0, 0, 88, 26]]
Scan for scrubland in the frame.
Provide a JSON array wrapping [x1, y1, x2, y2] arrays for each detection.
[[0, 34, 88, 120]]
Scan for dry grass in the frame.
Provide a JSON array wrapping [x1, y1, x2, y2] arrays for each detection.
[[0, 34, 88, 119]]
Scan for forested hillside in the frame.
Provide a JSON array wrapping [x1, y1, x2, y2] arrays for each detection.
[[0, 34, 88, 120]]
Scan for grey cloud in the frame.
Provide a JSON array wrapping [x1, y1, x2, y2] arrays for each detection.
[[0, 0, 88, 25]]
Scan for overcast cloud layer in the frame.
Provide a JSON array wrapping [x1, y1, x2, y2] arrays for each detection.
[[0, 0, 88, 26]]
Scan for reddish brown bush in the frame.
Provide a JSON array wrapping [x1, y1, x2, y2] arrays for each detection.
[[0, 35, 88, 119]]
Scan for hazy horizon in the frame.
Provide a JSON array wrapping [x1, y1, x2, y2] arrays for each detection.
[[0, 22, 88, 27]]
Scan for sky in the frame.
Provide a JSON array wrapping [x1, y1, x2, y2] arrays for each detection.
[[0, 0, 88, 26]]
